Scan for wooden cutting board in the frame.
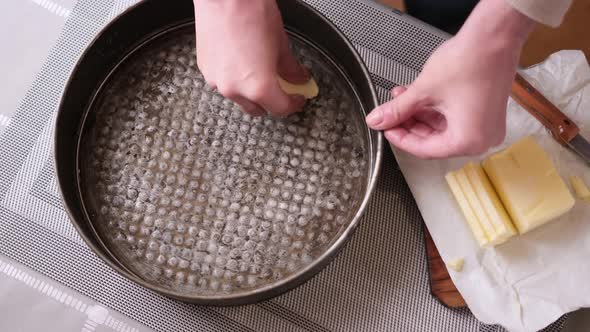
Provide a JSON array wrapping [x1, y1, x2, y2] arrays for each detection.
[[423, 225, 467, 308]]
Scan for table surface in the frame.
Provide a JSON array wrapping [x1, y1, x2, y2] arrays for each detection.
[[0, 1, 588, 332]]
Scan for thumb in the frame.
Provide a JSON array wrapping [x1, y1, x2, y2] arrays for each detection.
[[366, 86, 424, 130], [385, 128, 451, 159], [277, 32, 310, 84]]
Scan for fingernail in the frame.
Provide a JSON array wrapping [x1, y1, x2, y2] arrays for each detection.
[[366, 109, 383, 127]]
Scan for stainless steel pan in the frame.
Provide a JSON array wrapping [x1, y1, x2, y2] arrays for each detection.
[[55, 0, 382, 305]]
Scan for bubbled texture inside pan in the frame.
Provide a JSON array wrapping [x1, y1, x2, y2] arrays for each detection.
[[80, 26, 370, 295]]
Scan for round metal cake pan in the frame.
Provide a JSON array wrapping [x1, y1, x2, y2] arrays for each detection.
[[54, 0, 382, 305]]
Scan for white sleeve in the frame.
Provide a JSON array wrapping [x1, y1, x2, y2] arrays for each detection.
[[504, 0, 573, 27]]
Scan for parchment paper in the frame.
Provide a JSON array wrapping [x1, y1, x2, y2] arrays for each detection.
[[394, 50, 590, 332]]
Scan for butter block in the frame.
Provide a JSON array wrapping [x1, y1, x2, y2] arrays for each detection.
[[482, 136, 575, 234], [454, 168, 499, 242], [570, 176, 590, 200], [447, 258, 464, 272], [447, 162, 517, 247], [277, 77, 319, 99], [464, 162, 517, 243], [445, 171, 490, 247]]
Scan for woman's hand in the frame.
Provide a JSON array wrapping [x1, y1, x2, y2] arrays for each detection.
[[194, 0, 309, 116], [366, 0, 535, 159]]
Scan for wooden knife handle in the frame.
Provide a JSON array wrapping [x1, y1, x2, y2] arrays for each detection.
[[511, 73, 579, 145]]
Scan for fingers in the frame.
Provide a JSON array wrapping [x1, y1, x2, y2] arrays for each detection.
[[379, 85, 453, 159], [277, 32, 310, 84], [246, 79, 306, 116], [401, 117, 435, 138], [366, 86, 424, 130], [386, 122, 494, 159], [231, 96, 266, 117], [202, 32, 306, 118], [215, 76, 305, 117], [385, 127, 452, 159], [414, 110, 447, 131]]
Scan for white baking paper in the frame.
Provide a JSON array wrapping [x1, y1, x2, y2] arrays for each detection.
[[394, 50, 590, 332]]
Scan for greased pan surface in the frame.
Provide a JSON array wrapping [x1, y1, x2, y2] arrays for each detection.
[[55, 0, 381, 305]]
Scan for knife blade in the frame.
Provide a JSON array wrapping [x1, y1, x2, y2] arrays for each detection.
[[511, 72, 590, 163], [568, 135, 590, 164]]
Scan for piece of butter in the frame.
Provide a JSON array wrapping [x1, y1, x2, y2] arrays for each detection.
[[277, 77, 319, 99], [482, 136, 575, 234], [570, 176, 590, 200], [454, 168, 499, 242], [464, 162, 517, 243], [446, 171, 490, 247], [446, 162, 517, 247], [447, 258, 464, 272]]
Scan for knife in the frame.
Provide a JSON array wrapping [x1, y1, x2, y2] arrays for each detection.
[[511, 72, 590, 163]]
